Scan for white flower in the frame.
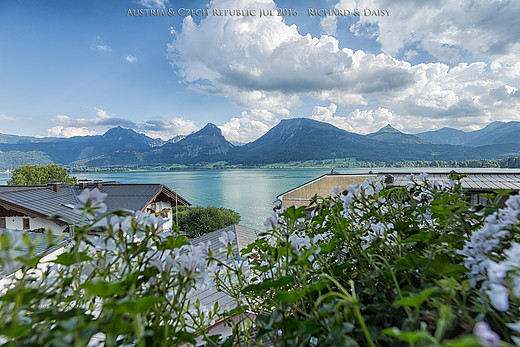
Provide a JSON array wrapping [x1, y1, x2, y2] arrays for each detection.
[[75, 188, 108, 213], [330, 186, 341, 197], [474, 322, 500, 347], [486, 283, 509, 312], [219, 230, 235, 247], [506, 321, 520, 334], [289, 234, 310, 252], [417, 172, 429, 182]]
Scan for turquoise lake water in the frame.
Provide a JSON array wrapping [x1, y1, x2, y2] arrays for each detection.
[[3, 167, 520, 230]]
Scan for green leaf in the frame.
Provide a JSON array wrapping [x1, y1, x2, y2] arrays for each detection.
[[393, 288, 438, 308], [105, 296, 164, 314], [441, 335, 480, 347], [53, 252, 92, 265], [0, 321, 32, 337], [383, 327, 434, 343], [83, 280, 128, 298], [403, 232, 436, 243], [426, 255, 466, 276], [273, 290, 304, 303], [173, 331, 196, 345], [243, 275, 294, 292]]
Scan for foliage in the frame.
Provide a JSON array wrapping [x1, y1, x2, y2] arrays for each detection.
[[224, 173, 520, 346], [1, 174, 520, 346], [7, 164, 77, 185], [0, 189, 236, 346], [177, 206, 240, 237]]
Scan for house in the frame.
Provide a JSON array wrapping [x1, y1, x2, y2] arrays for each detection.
[[0, 180, 190, 236], [277, 171, 520, 209], [277, 173, 376, 209]]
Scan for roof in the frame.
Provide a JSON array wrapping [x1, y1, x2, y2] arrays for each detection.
[[0, 229, 70, 276], [189, 224, 259, 312], [0, 182, 190, 227], [277, 173, 377, 200], [380, 172, 520, 191]]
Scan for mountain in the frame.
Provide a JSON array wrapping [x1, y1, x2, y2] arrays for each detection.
[[416, 121, 520, 147], [79, 123, 234, 167], [0, 127, 164, 165], [366, 124, 431, 144], [4, 119, 520, 169], [415, 127, 468, 145], [229, 118, 370, 164]]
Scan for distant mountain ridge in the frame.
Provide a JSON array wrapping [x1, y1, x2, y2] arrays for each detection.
[[2, 119, 520, 170], [415, 121, 520, 147]]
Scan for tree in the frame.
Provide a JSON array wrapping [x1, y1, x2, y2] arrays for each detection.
[[177, 206, 240, 237], [7, 164, 77, 185]]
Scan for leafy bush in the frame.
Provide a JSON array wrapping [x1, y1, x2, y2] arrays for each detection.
[[7, 164, 77, 185], [227, 173, 520, 346], [0, 189, 237, 346], [177, 206, 240, 237]]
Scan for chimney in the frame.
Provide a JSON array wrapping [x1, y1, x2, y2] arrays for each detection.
[[93, 180, 103, 189], [78, 179, 90, 190], [49, 180, 62, 192], [384, 174, 394, 184]]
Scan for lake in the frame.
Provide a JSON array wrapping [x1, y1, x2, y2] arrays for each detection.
[[3, 167, 520, 230]]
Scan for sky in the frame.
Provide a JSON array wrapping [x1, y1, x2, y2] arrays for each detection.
[[1, 0, 519, 143]]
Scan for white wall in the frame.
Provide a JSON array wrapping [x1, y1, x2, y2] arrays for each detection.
[[146, 201, 173, 230], [1, 216, 67, 235]]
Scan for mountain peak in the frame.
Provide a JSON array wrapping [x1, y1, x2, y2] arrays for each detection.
[[376, 124, 401, 134]]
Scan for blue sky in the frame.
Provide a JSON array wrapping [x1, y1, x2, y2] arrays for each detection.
[[1, 0, 519, 143]]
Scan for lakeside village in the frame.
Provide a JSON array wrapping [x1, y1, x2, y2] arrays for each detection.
[[1, 165, 520, 345]]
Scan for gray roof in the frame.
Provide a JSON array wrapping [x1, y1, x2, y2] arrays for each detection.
[[379, 172, 520, 191], [0, 182, 190, 227], [0, 229, 70, 276], [189, 225, 259, 312]]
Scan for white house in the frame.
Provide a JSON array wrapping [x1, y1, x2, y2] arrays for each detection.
[[0, 180, 190, 235]]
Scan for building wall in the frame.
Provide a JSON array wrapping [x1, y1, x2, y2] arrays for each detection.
[[0, 216, 67, 235], [280, 174, 375, 208], [146, 201, 173, 230]]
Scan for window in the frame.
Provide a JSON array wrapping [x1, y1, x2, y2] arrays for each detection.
[[23, 218, 30, 230], [0, 218, 5, 229]]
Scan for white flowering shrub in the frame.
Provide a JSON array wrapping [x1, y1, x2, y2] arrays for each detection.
[[2, 176, 520, 346], [0, 188, 242, 346], [225, 173, 520, 346]]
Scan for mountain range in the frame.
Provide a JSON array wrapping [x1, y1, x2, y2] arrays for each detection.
[[2, 119, 520, 170]]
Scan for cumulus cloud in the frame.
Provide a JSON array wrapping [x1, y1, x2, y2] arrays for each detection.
[[220, 109, 280, 143], [168, 0, 419, 111], [47, 126, 97, 138], [140, 117, 199, 140], [166, 0, 520, 136], [124, 55, 137, 63], [138, 0, 168, 8]]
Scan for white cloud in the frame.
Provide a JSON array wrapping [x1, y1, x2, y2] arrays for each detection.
[[52, 108, 137, 128], [140, 117, 199, 140], [47, 126, 97, 138], [94, 44, 112, 53], [220, 109, 280, 143], [124, 55, 137, 63], [138, 0, 168, 8], [310, 103, 353, 131], [0, 114, 15, 121], [167, 0, 520, 136]]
